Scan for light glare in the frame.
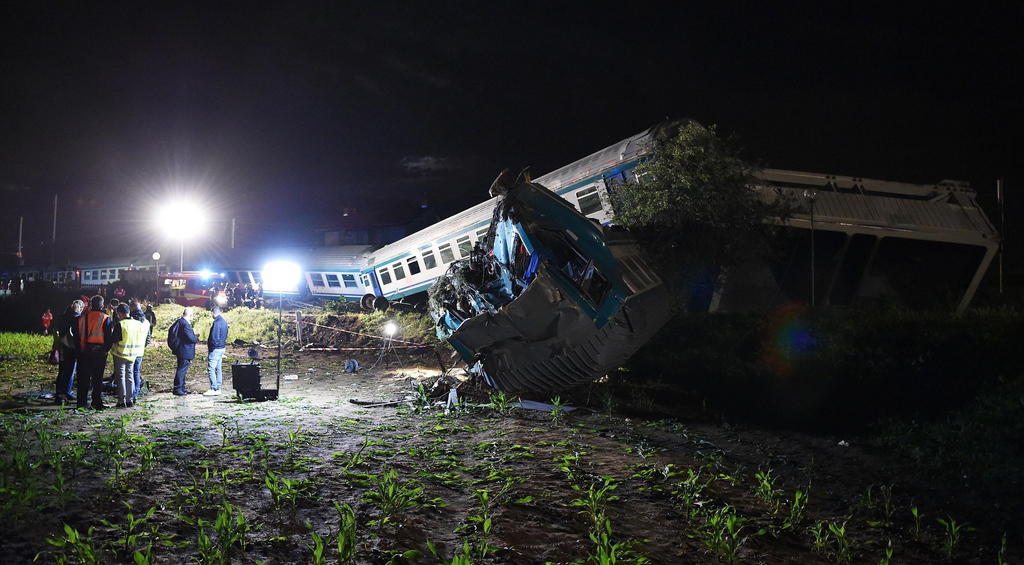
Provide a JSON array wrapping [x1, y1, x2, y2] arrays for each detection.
[[262, 260, 302, 292], [154, 199, 208, 240], [384, 322, 397, 337]]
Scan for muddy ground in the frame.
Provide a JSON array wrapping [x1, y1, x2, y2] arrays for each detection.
[[2, 343, 1019, 564]]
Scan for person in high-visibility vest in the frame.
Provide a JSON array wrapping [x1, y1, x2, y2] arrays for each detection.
[[77, 295, 114, 409], [110, 303, 147, 408], [129, 303, 151, 403]]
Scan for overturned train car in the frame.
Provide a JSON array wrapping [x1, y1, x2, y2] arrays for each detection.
[[429, 174, 671, 392]]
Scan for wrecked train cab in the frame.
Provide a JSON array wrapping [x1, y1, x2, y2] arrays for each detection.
[[428, 175, 672, 392]]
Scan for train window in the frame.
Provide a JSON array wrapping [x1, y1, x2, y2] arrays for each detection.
[[422, 249, 437, 270], [475, 227, 489, 241], [325, 274, 341, 287], [310, 273, 325, 287], [342, 274, 358, 288], [361, 274, 371, 288], [379, 267, 392, 286], [252, 272, 263, 284], [439, 243, 455, 264], [406, 257, 421, 276], [457, 235, 472, 258], [392, 262, 406, 280], [575, 186, 603, 215]]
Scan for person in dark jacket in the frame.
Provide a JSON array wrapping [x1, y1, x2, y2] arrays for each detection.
[[144, 303, 157, 340], [52, 299, 84, 404], [203, 307, 230, 395], [170, 307, 199, 396], [77, 295, 115, 409]]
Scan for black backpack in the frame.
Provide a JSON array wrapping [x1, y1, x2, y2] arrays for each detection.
[[167, 319, 181, 353]]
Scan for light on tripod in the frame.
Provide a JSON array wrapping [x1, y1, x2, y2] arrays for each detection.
[[383, 322, 398, 337]]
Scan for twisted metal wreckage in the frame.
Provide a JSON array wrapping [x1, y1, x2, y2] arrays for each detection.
[[428, 170, 672, 393]]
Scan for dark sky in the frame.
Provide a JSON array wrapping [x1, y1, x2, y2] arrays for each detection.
[[2, 3, 1021, 265]]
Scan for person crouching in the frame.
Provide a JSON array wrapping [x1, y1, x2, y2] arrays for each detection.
[[110, 304, 146, 407]]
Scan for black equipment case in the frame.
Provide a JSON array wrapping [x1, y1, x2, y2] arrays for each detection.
[[231, 363, 279, 401]]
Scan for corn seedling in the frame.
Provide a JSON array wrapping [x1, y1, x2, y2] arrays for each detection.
[[878, 539, 893, 565], [264, 470, 311, 507], [488, 390, 516, 415], [827, 519, 853, 564], [463, 489, 499, 560], [413, 383, 431, 412], [782, 490, 808, 530], [809, 520, 829, 553], [44, 524, 101, 565], [998, 532, 1009, 565], [936, 516, 971, 561], [549, 396, 567, 425], [364, 467, 425, 525], [910, 506, 923, 541], [334, 502, 358, 563], [694, 505, 755, 564], [753, 469, 783, 512], [570, 477, 620, 534], [306, 526, 327, 565], [98, 503, 158, 559], [671, 467, 711, 517]]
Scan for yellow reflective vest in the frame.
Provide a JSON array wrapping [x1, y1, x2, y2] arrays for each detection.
[[112, 318, 147, 362]]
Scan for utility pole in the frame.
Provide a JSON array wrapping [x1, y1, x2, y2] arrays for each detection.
[[998, 179, 1005, 295], [17, 216, 24, 266], [231, 218, 236, 249], [51, 194, 58, 265]]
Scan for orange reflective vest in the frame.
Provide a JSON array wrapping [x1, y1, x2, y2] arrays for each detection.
[[112, 318, 147, 361], [79, 311, 109, 349]]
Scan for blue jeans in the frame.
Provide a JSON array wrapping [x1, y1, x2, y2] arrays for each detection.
[[207, 348, 226, 390], [132, 355, 144, 400]]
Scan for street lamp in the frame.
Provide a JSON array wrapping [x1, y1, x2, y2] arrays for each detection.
[[154, 199, 208, 272], [262, 260, 302, 396]]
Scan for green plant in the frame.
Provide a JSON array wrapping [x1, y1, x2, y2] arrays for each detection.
[[549, 396, 567, 425], [809, 520, 828, 553], [364, 467, 424, 525], [307, 526, 327, 565], [44, 524, 101, 564], [827, 519, 852, 565], [264, 470, 311, 506], [782, 490, 808, 529], [413, 383, 431, 412], [753, 469, 782, 512], [694, 505, 755, 564], [99, 504, 158, 559], [998, 532, 1009, 565], [878, 539, 893, 565], [936, 516, 971, 561], [184, 502, 254, 564], [488, 390, 516, 415], [334, 502, 358, 563], [910, 506, 923, 540]]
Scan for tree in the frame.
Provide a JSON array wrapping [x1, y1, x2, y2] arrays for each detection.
[[609, 121, 791, 306]]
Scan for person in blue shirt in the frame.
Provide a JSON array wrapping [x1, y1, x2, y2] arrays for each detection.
[[203, 307, 230, 395]]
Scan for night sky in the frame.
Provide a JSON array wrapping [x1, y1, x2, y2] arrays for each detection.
[[2, 3, 1021, 266]]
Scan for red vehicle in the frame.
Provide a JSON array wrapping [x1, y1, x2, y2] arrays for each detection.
[[157, 271, 227, 307]]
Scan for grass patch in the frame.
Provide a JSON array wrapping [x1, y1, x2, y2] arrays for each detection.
[[0, 332, 52, 358]]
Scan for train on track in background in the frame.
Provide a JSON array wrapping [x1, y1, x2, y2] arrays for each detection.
[[12, 121, 999, 315]]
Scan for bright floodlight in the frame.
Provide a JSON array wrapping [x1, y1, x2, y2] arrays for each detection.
[[152, 252, 161, 261], [383, 321, 398, 337], [154, 199, 208, 240], [262, 261, 302, 293]]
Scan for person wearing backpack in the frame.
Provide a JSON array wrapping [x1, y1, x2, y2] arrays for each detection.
[[169, 307, 199, 396]]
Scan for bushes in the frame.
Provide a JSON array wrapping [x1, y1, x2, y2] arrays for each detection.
[[626, 305, 1024, 430]]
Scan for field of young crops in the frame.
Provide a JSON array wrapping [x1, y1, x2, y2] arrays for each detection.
[[0, 340, 1019, 563]]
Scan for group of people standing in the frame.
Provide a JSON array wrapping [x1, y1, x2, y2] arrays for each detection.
[[50, 297, 230, 408]]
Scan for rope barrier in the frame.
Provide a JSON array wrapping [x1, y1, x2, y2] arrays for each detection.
[[301, 320, 430, 347]]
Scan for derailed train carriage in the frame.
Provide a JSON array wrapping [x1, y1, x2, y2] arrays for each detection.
[[428, 171, 672, 392]]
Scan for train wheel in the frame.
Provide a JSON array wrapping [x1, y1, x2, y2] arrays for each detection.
[[372, 296, 390, 311], [359, 294, 376, 311]]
